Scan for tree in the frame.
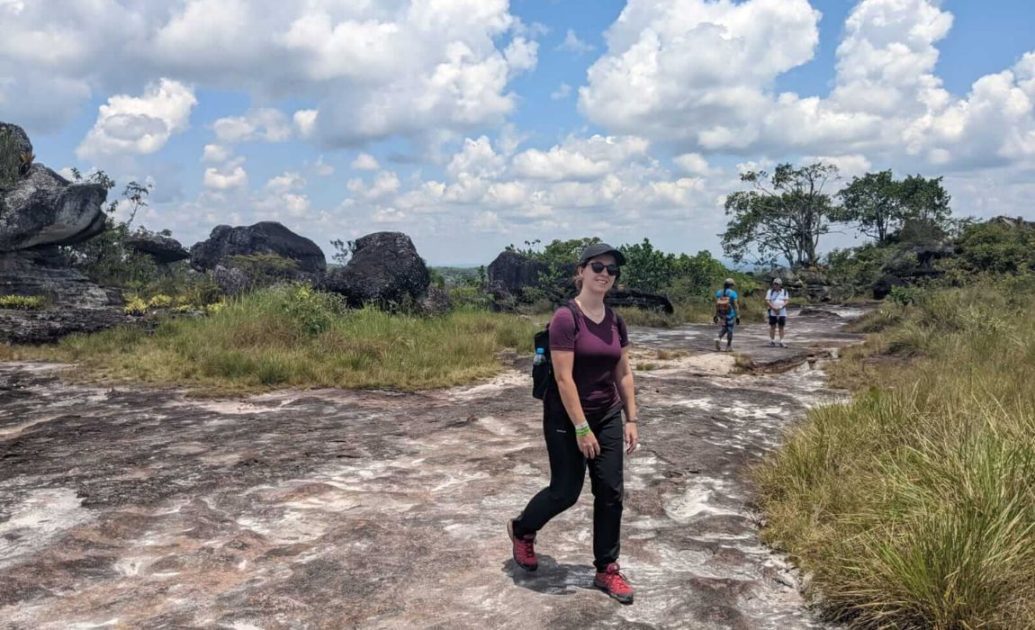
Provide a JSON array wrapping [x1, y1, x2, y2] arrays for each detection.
[[722, 162, 838, 268], [836, 170, 901, 244], [837, 171, 952, 245], [620, 238, 675, 293], [898, 174, 951, 226], [62, 169, 157, 288]]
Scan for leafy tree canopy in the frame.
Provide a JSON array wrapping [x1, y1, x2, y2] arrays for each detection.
[[722, 162, 839, 269], [836, 170, 951, 244]]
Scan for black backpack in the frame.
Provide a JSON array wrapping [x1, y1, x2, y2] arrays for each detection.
[[531, 301, 582, 400]]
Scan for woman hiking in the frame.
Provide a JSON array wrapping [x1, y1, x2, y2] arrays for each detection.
[[508, 242, 640, 605]]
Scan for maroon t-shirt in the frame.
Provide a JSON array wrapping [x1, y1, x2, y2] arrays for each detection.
[[549, 302, 629, 415]]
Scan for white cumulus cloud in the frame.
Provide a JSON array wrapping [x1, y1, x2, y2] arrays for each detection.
[[77, 79, 197, 160], [350, 153, 380, 171], [213, 108, 294, 143], [204, 159, 248, 190], [2, 0, 536, 145]]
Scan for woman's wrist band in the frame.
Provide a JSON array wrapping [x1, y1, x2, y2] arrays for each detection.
[[574, 422, 591, 437]]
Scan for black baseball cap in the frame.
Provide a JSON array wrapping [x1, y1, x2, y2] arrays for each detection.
[[578, 242, 626, 266]]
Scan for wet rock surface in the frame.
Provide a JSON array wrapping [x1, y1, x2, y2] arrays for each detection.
[[0, 310, 862, 628]]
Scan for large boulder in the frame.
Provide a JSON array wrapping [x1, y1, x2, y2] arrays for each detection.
[[190, 222, 326, 274], [323, 232, 430, 308], [126, 231, 190, 264], [0, 165, 108, 251], [487, 250, 548, 299]]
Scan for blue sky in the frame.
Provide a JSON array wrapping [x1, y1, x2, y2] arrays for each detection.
[[3, 0, 1034, 265]]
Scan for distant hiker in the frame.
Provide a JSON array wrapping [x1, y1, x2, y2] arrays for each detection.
[[766, 278, 790, 347], [713, 278, 740, 352], [509, 242, 639, 605]]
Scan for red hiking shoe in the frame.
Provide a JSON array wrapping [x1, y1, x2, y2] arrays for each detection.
[[508, 519, 538, 571], [594, 563, 634, 604]]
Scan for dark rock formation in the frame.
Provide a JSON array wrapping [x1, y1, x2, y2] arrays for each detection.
[[190, 222, 326, 274], [871, 241, 952, 299], [0, 248, 124, 343], [210, 264, 251, 296], [989, 215, 1035, 231], [486, 250, 547, 300], [0, 122, 33, 183], [0, 121, 122, 343], [0, 122, 32, 159], [873, 275, 910, 300], [126, 232, 190, 264], [606, 288, 674, 314], [419, 286, 452, 316], [0, 165, 107, 251], [323, 232, 430, 308]]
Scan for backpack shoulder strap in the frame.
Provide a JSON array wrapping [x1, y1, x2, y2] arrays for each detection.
[[565, 300, 580, 333]]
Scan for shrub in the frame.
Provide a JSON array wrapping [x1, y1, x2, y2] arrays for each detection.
[[0, 294, 46, 310], [0, 128, 22, 189]]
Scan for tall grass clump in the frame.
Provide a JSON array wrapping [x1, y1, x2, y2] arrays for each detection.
[[9, 284, 539, 392], [756, 278, 1035, 629]]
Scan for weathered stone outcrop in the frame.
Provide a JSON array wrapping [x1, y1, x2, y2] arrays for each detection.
[[126, 232, 190, 264], [0, 249, 124, 343], [872, 241, 954, 299], [1, 165, 108, 251], [323, 232, 430, 308], [606, 288, 674, 313], [486, 250, 547, 302], [0, 121, 123, 344], [190, 222, 326, 275], [0, 312, 866, 627], [0, 122, 33, 184]]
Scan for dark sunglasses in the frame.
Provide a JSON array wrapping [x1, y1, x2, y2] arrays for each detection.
[[588, 261, 620, 276]]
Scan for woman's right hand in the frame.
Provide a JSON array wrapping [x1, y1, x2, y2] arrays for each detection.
[[577, 432, 601, 459]]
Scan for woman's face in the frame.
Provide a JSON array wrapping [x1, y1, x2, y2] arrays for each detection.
[[579, 254, 619, 295]]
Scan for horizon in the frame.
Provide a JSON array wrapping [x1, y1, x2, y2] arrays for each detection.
[[3, 0, 1033, 266]]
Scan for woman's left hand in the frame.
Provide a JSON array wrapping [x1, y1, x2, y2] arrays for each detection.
[[625, 421, 639, 455]]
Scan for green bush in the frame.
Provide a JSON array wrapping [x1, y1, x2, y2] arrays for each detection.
[[953, 220, 1035, 275]]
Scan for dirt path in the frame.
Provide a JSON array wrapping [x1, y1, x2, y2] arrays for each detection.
[[0, 309, 862, 629]]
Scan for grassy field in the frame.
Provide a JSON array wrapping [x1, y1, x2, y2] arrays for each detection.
[[755, 278, 1035, 628], [0, 284, 539, 393]]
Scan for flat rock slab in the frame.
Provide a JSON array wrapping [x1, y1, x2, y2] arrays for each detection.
[[0, 311, 863, 629]]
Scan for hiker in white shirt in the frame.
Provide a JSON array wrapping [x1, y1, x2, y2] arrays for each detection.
[[765, 278, 790, 347]]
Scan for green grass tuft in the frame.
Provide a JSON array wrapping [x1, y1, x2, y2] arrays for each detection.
[[755, 280, 1035, 628], [0, 294, 46, 310]]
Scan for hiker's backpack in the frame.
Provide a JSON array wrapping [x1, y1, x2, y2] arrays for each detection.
[[531, 302, 580, 400], [715, 289, 732, 318]]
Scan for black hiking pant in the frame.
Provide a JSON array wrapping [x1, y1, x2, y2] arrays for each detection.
[[513, 398, 624, 571]]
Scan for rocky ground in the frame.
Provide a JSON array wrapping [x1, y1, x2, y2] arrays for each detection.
[[0, 309, 863, 629]]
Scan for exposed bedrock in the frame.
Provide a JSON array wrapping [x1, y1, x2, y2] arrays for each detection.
[[0, 310, 862, 628]]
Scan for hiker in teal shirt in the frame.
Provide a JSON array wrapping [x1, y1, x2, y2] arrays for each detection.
[[713, 278, 740, 352]]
